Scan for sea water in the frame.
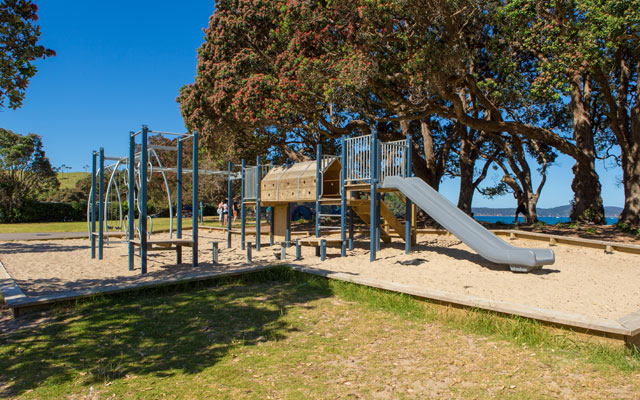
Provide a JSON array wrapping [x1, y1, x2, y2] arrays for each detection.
[[474, 216, 619, 225]]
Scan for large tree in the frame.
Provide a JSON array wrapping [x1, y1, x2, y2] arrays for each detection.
[[0, 0, 54, 109], [0, 128, 57, 221]]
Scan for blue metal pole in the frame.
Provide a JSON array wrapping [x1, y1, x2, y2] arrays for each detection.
[[140, 126, 148, 274], [405, 134, 412, 254], [98, 147, 105, 260], [176, 138, 183, 264], [192, 131, 199, 267], [286, 203, 291, 244], [256, 155, 261, 251], [370, 129, 377, 262], [127, 133, 135, 270], [315, 143, 321, 238], [241, 159, 246, 250], [91, 151, 97, 259], [227, 161, 233, 248], [340, 135, 347, 257]]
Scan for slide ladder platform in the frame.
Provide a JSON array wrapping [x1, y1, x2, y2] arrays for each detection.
[[382, 176, 555, 272]]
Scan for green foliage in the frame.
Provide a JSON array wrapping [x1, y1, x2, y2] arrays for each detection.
[[0, 0, 55, 109], [0, 128, 58, 222]]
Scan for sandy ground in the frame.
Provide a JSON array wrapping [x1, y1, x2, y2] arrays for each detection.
[[1, 230, 639, 321]]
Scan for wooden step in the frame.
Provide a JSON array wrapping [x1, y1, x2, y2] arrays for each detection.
[[351, 205, 392, 243], [380, 200, 406, 241]]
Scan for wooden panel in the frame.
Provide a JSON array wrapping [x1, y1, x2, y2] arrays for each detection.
[[273, 204, 288, 241]]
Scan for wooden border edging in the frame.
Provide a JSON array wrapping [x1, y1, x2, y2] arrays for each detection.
[[417, 228, 640, 256], [0, 264, 273, 317], [290, 265, 640, 343]]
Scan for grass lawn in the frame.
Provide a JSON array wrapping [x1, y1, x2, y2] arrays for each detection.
[[57, 172, 89, 190], [0, 217, 256, 234], [0, 267, 638, 399]]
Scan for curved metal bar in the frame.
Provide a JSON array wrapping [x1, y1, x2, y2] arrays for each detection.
[[104, 160, 124, 233], [150, 148, 174, 239]]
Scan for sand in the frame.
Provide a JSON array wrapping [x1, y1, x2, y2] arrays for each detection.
[[1, 231, 639, 321]]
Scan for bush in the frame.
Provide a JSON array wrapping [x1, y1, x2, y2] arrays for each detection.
[[11, 199, 85, 222]]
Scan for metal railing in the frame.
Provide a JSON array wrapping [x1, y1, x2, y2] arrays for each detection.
[[379, 139, 406, 182], [344, 134, 373, 183], [344, 134, 406, 184]]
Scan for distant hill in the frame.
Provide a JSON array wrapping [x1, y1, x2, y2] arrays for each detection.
[[57, 172, 90, 190], [472, 205, 622, 218]]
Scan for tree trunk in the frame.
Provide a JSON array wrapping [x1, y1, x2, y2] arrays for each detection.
[[457, 131, 475, 215], [568, 74, 606, 224], [525, 193, 539, 224], [619, 108, 640, 225]]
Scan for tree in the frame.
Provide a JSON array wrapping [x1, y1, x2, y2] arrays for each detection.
[[0, 128, 57, 221], [0, 0, 55, 109]]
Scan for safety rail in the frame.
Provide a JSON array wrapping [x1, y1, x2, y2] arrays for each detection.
[[344, 134, 407, 184]]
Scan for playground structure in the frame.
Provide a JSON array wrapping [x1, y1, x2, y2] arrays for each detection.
[[88, 126, 239, 274], [89, 127, 554, 274], [238, 130, 554, 272]]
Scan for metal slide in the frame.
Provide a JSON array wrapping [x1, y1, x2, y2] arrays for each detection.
[[382, 176, 555, 272]]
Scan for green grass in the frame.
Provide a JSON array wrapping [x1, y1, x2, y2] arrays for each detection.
[[0, 217, 257, 234], [1, 267, 638, 398], [56, 172, 89, 190]]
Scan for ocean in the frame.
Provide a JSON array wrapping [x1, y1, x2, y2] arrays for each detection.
[[474, 216, 619, 225]]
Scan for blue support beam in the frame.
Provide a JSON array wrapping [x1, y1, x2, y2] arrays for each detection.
[[340, 135, 347, 257], [241, 159, 246, 250], [91, 151, 97, 259], [192, 131, 199, 267], [286, 203, 291, 244], [405, 134, 413, 254], [256, 156, 261, 251], [127, 133, 135, 270], [370, 129, 377, 262], [140, 126, 148, 273], [98, 147, 104, 260], [315, 143, 321, 238], [227, 161, 233, 249], [176, 138, 183, 264]]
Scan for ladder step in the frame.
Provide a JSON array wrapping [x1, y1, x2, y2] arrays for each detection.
[[320, 226, 341, 229], [319, 214, 341, 218]]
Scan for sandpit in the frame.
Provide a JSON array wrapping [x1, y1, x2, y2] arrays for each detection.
[[0, 231, 639, 322]]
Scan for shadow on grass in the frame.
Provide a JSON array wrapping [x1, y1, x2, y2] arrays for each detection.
[[0, 267, 332, 397]]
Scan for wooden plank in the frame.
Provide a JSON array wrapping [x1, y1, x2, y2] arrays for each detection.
[[290, 265, 635, 337], [298, 238, 344, 247], [350, 205, 392, 243], [380, 199, 405, 241], [619, 310, 640, 336], [273, 204, 288, 241]]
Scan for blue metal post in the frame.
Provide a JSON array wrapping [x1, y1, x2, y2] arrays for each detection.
[[91, 151, 97, 259], [315, 143, 321, 238], [140, 126, 148, 273], [241, 159, 246, 250], [269, 207, 274, 246], [370, 129, 377, 262], [285, 203, 291, 244], [176, 138, 183, 264], [127, 133, 135, 270], [256, 156, 261, 251], [405, 134, 413, 254], [192, 131, 199, 267], [98, 147, 104, 260], [227, 161, 233, 248], [340, 135, 347, 257]]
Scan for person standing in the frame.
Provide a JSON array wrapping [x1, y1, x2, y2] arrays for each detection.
[[223, 200, 229, 226], [233, 199, 239, 224], [217, 200, 224, 226], [514, 191, 528, 224]]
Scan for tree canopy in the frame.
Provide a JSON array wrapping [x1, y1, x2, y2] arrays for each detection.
[[0, 0, 55, 109]]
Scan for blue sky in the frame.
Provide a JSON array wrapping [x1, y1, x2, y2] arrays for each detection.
[[1, 1, 624, 208]]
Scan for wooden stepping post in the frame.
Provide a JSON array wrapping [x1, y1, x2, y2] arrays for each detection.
[[295, 239, 302, 260], [320, 239, 327, 261], [246, 241, 252, 263], [280, 241, 288, 260], [211, 241, 219, 264]]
